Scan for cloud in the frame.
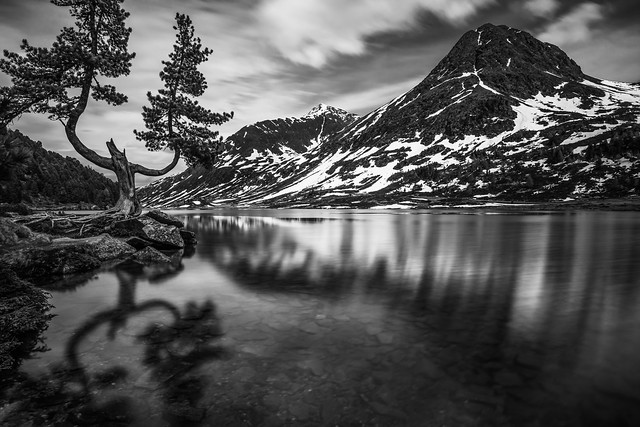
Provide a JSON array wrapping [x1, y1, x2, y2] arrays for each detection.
[[255, 0, 496, 68], [522, 0, 559, 18], [537, 2, 604, 45], [322, 78, 423, 114], [561, 26, 640, 82]]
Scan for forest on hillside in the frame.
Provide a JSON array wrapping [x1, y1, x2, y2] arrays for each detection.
[[0, 130, 117, 207]]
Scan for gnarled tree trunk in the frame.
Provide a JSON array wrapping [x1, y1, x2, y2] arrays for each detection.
[[106, 140, 141, 216]]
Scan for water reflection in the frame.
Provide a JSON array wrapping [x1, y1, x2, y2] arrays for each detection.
[[184, 211, 640, 425], [3, 255, 227, 426], [5, 211, 640, 426]]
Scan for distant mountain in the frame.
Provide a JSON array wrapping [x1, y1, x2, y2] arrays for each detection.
[[140, 24, 640, 208], [0, 129, 117, 207], [140, 104, 358, 207]]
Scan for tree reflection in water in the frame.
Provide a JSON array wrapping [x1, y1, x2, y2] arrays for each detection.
[[2, 254, 227, 426]]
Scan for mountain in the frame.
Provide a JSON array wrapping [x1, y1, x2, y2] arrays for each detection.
[[140, 24, 640, 209], [0, 129, 118, 208], [140, 104, 358, 207]]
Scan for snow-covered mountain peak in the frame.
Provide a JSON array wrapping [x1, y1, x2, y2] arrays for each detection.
[[305, 104, 358, 123]]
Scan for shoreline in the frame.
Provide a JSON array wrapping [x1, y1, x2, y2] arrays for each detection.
[[142, 196, 640, 212]]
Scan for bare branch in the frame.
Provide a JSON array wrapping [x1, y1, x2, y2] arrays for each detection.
[[132, 146, 181, 177]]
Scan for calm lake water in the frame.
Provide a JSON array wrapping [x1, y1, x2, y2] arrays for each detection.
[[6, 210, 640, 426]]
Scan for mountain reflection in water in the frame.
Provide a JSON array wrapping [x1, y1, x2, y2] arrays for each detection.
[[8, 210, 640, 426]]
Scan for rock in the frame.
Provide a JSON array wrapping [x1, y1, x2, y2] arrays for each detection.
[[110, 216, 184, 249], [38, 234, 135, 262], [124, 236, 152, 250], [0, 268, 52, 376], [0, 217, 51, 247], [1, 242, 100, 278], [179, 229, 197, 246], [81, 234, 136, 261], [144, 210, 184, 228], [131, 247, 172, 264]]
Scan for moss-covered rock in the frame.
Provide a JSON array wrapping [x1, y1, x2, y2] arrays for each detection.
[[0, 268, 53, 384]]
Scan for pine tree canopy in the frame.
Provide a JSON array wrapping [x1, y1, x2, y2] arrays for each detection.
[[134, 13, 233, 169], [0, 0, 134, 125]]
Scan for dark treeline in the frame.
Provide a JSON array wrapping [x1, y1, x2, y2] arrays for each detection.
[[0, 129, 117, 207]]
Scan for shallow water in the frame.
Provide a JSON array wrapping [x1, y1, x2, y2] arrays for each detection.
[[6, 210, 640, 426]]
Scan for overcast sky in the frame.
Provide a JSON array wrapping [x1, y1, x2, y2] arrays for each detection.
[[1, 0, 639, 185]]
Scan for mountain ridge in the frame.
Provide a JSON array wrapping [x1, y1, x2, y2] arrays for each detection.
[[140, 23, 640, 208]]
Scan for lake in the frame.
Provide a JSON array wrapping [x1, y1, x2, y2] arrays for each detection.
[[6, 210, 640, 426]]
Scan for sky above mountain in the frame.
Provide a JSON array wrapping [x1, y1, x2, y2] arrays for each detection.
[[1, 0, 639, 184]]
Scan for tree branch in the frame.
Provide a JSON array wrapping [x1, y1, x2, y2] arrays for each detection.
[[131, 146, 181, 176], [62, 0, 113, 171]]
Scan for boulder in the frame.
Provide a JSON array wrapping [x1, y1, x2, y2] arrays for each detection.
[[179, 229, 197, 246], [131, 247, 172, 264], [83, 234, 137, 261], [144, 210, 184, 228], [46, 234, 136, 262], [0, 242, 101, 278], [109, 216, 184, 249]]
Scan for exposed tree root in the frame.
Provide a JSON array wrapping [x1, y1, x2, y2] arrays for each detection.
[[14, 211, 128, 238]]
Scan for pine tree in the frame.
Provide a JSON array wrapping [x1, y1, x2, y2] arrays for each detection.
[[0, 0, 232, 215]]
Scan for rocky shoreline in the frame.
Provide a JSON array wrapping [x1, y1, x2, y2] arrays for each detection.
[[0, 208, 196, 388]]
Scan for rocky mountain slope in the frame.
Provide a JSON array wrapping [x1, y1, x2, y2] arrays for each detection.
[[140, 24, 640, 209]]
